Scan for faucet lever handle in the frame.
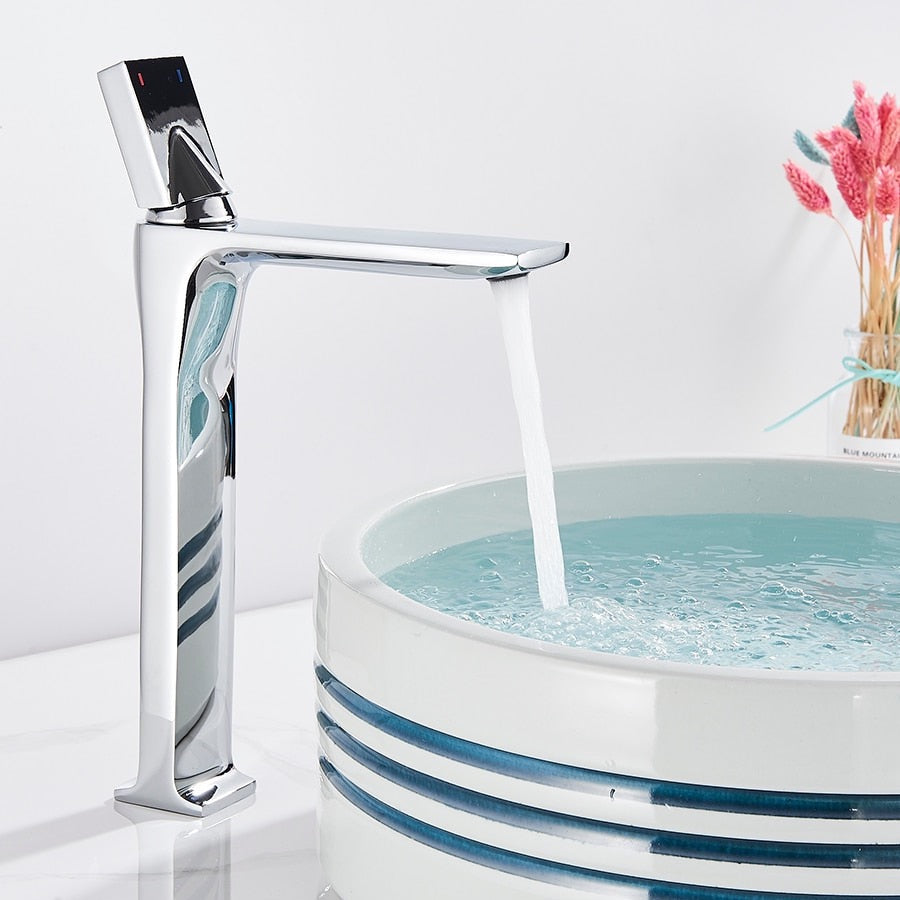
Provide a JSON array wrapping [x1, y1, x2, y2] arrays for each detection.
[[167, 126, 229, 204], [98, 56, 234, 224]]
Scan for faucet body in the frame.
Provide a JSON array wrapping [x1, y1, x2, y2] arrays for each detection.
[[101, 57, 567, 816]]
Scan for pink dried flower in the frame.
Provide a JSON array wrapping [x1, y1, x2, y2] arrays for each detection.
[[879, 93, 897, 129], [831, 142, 868, 219], [874, 166, 900, 215], [784, 161, 832, 214], [816, 126, 858, 154], [818, 126, 875, 180], [855, 91, 882, 161], [815, 129, 839, 153], [854, 81, 867, 102], [849, 140, 877, 179], [880, 106, 900, 165]]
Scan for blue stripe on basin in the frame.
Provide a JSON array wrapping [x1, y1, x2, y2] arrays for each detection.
[[320, 710, 900, 868], [316, 665, 900, 821], [321, 759, 900, 900]]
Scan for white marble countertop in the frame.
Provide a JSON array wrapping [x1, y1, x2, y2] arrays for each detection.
[[0, 601, 328, 899]]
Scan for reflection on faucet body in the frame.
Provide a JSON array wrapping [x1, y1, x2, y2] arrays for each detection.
[[99, 56, 568, 816]]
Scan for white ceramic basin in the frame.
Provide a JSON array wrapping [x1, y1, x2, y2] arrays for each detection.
[[315, 459, 900, 899]]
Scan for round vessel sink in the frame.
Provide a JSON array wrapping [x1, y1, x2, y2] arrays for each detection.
[[315, 459, 900, 899]]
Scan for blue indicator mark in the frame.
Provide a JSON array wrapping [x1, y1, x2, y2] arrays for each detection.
[[176, 68, 184, 83]]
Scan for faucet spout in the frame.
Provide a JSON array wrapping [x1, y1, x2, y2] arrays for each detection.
[[142, 216, 569, 280], [101, 56, 568, 817]]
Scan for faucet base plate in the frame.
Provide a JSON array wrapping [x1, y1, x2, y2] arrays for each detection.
[[115, 765, 256, 817]]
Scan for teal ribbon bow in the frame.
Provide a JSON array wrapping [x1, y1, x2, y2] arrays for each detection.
[[766, 356, 900, 432]]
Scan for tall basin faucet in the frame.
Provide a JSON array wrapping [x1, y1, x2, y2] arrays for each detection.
[[99, 56, 568, 817]]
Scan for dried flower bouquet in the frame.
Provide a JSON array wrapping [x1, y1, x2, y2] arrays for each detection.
[[785, 82, 900, 439]]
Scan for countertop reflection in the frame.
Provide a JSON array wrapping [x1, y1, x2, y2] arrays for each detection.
[[0, 601, 326, 899]]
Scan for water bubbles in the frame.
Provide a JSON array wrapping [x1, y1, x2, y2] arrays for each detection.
[[583, 598, 607, 614], [381, 513, 900, 672], [479, 571, 502, 584]]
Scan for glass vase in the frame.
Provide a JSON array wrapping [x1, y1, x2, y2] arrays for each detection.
[[827, 329, 900, 462]]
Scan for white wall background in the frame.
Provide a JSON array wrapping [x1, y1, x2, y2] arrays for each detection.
[[0, 0, 889, 658]]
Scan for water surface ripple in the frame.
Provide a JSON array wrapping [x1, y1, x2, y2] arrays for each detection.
[[381, 514, 900, 671]]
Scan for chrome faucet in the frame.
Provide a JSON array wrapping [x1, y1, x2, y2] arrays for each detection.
[[99, 56, 568, 817]]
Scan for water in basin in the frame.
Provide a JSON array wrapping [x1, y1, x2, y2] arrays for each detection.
[[381, 512, 900, 671]]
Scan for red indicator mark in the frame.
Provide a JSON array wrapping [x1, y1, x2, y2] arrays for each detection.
[[137, 72, 145, 87]]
